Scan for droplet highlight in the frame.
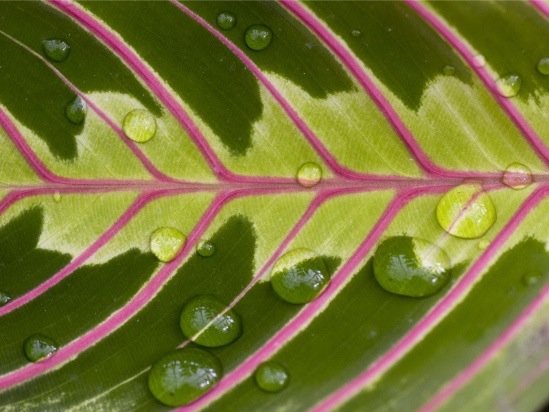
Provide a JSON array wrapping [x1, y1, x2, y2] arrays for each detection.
[[496, 74, 521, 97], [502, 162, 533, 190], [442, 65, 455, 75], [436, 184, 496, 239], [373, 236, 451, 298], [123, 109, 156, 143], [244, 25, 272, 51], [24, 334, 58, 362], [179, 295, 241, 347], [148, 348, 222, 406], [270, 248, 330, 304], [216, 12, 236, 30], [65, 96, 87, 124], [150, 227, 186, 262], [254, 361, 289, 393], [0, 291, 11, 306], [42, 39, 70, 62], [197, 240, 215, 257], [296, 162, 322, 188], [537, 57, 549, 75]]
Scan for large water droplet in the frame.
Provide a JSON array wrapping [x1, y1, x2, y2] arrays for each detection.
[[496, 74, 521, 97], [123, 109, 156, 143], [65, 96, 87, 124], [148, 348, 222, 406], [502, 162, 533, 190], [254, 361, 289, 393], [373, 236, 451, 298], [537, 57, 549, 75], [296, 162, 322, 188], [436, 184, 496, 239], [150, 227, 186, 262], [0, 291, 11, 306], [270, 249, 330, 304], [442, 65, 455, 75], [197, 240, 215, 257], [42, 39, 70, 62], [179, 295, 241, 347], [24, 334, 58, 362], [216, 12, 236, 30], [244, 25, 272, 51]]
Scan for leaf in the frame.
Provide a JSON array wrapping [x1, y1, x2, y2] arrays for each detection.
[[0, 1, 547, 411]]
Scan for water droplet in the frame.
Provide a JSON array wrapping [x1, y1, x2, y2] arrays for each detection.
[[496, 74, 521, 97], [473, 54, 486, 68], [351, 29, 361, 37], [477, 239, 489, 250], [270, 248, 330, 304], [216, 12, 236, 30], [522, 273, 541, 286], [197, 240, 215, 257], [296, 162, 322, 188], [0, 291, 11, 306], [373, 236, 451, 298], [244, 25, 272, 51], [179, 295, 241, 347], [148, 348, 222, 406], [254, 361, 289, 393], [123, 109, 156, 143], [65, 96, 87, 124], [502, 162, 533, 190], [42, 39, 70, 62], [436, 184, 496, 239], [537, 57, 549, 75], [150, 227, 186, 262], [52, 191, 61, 203], [442, 65, 455, 75], [24, 334, 58, 362]]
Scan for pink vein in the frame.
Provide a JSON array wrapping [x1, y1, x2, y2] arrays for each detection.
[[531, 0, 549, 19], [177, 185, 450, 411], [172, 1, 393, 182], [313, 186, 548, 412], [280, 1, 471, 179], [405, 0, 549, 166]]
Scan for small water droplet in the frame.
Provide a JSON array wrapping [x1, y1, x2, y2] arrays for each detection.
[[179, 295, 241, 347], [244, 25, 272, 51], [150, 227, 186, 262], [216, 12, 236, 30], [42, 39, 70, 62], [148, 348, 222, 406], [496, 74, 521, 97], [351, 29, 361, 37], [373, 236, 451, 298], [254, 361, 289, 393], [296, 162, 322, 188], [123, 109, 156, 143], [197, 240, 215, 257], [473, 54, 486, 68], [477, 239, 489, 250], [367, 329, 378, 339], [52, 191, 61, 203], [436, 184, 496, 239], [24, 334, 58, 362], [502, 162, 533, 190], [442, 65, 455, 75], [522, 273, 541, 286], [537, 57, 549, 75], [270, 248, 330, 304], [0, 291, 11, 306], [65, 96, 87, 124]]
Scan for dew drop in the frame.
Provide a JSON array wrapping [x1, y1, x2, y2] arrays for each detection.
[[0, 291, 11, 306], [442, 65, 455, 75], [270, 248, 330, 304], [473, 54, 486, 68], [496, 74, 521, 97], [148, 348, 222, 406], [216, 12, 236, 30], [52, 191, 62, 203], [502, 162, 533, 190], [24, 334, 58, 362], [436, 184, 496, 239], [477, 239, 489, 250], [522, 273, 541, 286], [65, 96, 87, 125], [197, 240, 215, 257], [254, 361, 289, 393], [179, 295, 241, 347], [296, 162, 322, 188], [150, 227, 186, 262], [42, 39, 70, 62], [123, 109, 156, 143], [373, 236, 451, 298], [244, 25, 272, 51], [537, 57, 549, 75], [351, 29, 361, 37]]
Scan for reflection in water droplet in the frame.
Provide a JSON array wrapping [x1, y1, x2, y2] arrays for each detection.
[[522, 273, 541, 286], [254, 361, 289, 393], [473, 54, 486, 68], [65, 96, 87, 124], [244, 25, 272, 51], [502, 162, 533, 190], [42, 39, 70, 62], [351, 29, 361, 37], [496, 74, 521, 97], [24, 334, 58, 362], [179, 295, 241, 347], [123, 109, 156, 143], [537, 57, 549, 75], [217, 12, 236, 31], [0, 291, 11, 306], [373, 236, 451, 298], [148, 348, 222, 406], [150, 227, 186, 262], [52, 191, 61, 203], [436, 184, 496, 239], [197, 240, 215, 257], [296, 162, 322, 188], [442, 65, 455, 75], [271, 248, 329, 304]]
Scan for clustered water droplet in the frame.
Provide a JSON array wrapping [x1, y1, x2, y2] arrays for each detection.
[[496, 74, 521, 98], [123, 109, 157, 143], [502, 162, 533, 190], [65, 96, 87, 125], [197, 240, 216, 257], [150, 227, 186, 262], [296, 162, 322, 188], [216, 12, 236, 30], [42, 39, 70, 62], [244, 24, 272, 51], [24, 334, 58, 362], [254, 361, 289, 393]]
